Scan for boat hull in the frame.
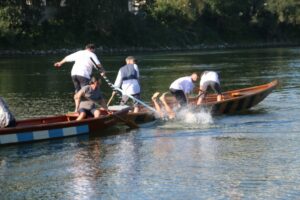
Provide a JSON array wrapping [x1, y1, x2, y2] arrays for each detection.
[[0, 107, 130, 145], [164, 80, 278, 115], [125, 112, 157, 128]]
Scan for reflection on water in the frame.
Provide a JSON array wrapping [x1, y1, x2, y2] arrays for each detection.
[[1, 47, 300, 199]]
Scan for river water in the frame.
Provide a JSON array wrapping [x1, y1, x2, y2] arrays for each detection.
[[0, 47, 299, 199]]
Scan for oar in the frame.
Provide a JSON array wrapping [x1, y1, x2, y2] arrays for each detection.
[[113, 87, 157, 113], [90, 57, 158, 114], [106, 92, 116, 106], [90, 57, 122, 101]]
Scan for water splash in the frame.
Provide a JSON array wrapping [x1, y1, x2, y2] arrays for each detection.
[[158, 106, 214, 129], [176, 106, 214, 125]]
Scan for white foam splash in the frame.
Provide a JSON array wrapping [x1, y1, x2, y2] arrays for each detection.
[[176, 106, 214, 125]]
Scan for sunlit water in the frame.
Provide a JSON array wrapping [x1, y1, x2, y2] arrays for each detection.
[[0, 47, 300, 199]]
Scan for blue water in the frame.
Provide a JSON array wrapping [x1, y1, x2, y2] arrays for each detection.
[[0, 47, 300, 199]]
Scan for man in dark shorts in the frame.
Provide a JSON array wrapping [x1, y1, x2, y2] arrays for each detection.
[[169, 73, 198, 107], [54, 44, 105, 111], [74, 76, 108, 120], [197, 71, 222, 105]]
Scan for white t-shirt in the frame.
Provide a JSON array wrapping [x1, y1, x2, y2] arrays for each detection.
[[200, 71, 220, 86], [65, 50, 101, 79], [114, 64, 140, 95], [0, 97, 15, 128], [169, 76, 195, 94]]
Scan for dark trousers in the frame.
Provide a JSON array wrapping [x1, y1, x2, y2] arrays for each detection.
[[72, 75, 90, 93], [169, 89, 187, 107]]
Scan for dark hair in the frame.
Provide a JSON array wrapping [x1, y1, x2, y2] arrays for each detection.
[[89, 76, 99, 84], [85, 43, 95, 50]]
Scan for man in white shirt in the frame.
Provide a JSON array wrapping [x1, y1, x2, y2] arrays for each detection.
[[169, 73, 198, 107], [54, 43, 104, 93], [113, 56, 140, 113], [197, 71, 222, 105]]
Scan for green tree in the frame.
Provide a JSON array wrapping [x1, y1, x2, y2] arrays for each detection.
[[265, 0, 300, 25]]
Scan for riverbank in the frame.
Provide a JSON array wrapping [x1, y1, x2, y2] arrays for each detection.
[[0, 42, 299, 56]]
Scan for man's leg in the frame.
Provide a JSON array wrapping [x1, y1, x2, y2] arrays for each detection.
[[211, 82, 222, 101], [120, 95, 129, 106], [197, 82, 209, 105], [151, 92, 163, 118], [197, 90, 206, 105], [76, 111, 87, 121], [93, 109, 101, 118], [72, 75, 82, 93], [132, 93, 141, 113], [160, 92, 175, 119], [170, 89, 187, 107], [77, 76, 90, 89], [72, 76, 90, 111], [175, 90, 187, 107]]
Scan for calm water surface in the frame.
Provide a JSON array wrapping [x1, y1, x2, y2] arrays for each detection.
[[0, 47, 300, 199]]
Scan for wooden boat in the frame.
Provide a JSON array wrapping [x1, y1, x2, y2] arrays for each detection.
[[0, 106, 131, 145], [125, 111, 157, 127], [164, 80, 279, 115], [108, 105, 157, 128]]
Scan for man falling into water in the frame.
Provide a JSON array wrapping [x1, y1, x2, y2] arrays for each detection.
[[151, 92, 175, 120], [150, 72, 198, 119]]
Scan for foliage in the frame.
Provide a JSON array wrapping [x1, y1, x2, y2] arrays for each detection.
[[265, 0, 300, 25], [0, 0, 299, 50]]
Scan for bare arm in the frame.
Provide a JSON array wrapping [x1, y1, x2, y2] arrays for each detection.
[[95, 63, 105, 75], [89, 57, 106, 75], [113, 70, 122, 89], [54, 57, 67, 68]]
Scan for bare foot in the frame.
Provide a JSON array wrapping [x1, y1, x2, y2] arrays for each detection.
[[159, 92, 168, 102], [151, 92, 160, 100]]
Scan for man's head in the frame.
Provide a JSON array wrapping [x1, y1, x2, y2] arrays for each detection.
[[191, 72, 198, 82], [86, 43, 96, 52], [90, 76, 101, 86], [125, 56, 136, 64]]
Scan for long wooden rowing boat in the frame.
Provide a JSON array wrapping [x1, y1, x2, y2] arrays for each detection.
[[0, 106, 130, 145], [125, 112, 157, 127], [164, 80, 279, 115], [107, 105, 157, 128]]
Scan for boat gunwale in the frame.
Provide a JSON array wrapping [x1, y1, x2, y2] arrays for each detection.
[[203, 80, 278, 106], [0, 107, 131, 135], [189, 80, 278, 105]]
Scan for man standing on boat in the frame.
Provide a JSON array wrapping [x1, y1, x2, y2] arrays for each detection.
[[197, 71, 222, 105], [0, 97, 16, 128], [113, 56, 141, 113], [54, 43, 105, 93], [74, 76, 108, 121], [169, 73, 198, 107]]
